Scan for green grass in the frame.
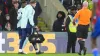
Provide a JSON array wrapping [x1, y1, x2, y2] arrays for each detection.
[[0, 53, 93, 56]]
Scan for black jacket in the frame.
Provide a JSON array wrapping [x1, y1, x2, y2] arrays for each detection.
[[53, 11, 65, 32], [34, 2, 42, 25], [0, 13, 5, 29], [53, 19, 64, 32], [9, 7, 17, 30]]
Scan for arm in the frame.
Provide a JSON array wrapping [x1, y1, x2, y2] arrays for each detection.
[[52, 21, 56, 31], [91, 0, 98, 22], [17, 8, 22, 20], [73, 11, 80, 25], [65, 16, 70, 32], [73, 10, 80, 21], [28, 7, 35, 26]]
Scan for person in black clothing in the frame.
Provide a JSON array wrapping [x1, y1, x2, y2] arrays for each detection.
[[63, 0, 72, 10], [9, 1, 19, 31], [33, 1, 42, 26], [53, 11, 66, 32], [74, 0, 82, 6], [0, 6, 5, 31], [66, 6, 77, 53]]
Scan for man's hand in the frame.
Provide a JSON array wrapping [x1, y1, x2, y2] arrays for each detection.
[[73, 20, 76, 25]]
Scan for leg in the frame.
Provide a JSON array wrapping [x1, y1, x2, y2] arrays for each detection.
[[82, 25, 89, 56], [91, 37, 98, 56], [19, 28, 27, 53], [91, 20, 100, 56], [32, 42, 38, 50], [91, 30, 99, 56], [67, 32, 72, 53], [22, 28, 32, 48], [72, 33, 77, 53], [78, 39, 83, 53], [18, 28, 22, 44], [91, 38, 97, 49], [76, 25, 83, 55]]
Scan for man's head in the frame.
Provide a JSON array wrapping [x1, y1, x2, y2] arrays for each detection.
[[70, 6, 76, 15], [21, 0, 27, 8], [30, 0, 36, 7], [13, 1, 19, 9], [57, 11, 66, 20], [83, 1, 88, 8], [5, 14, 10, 20]]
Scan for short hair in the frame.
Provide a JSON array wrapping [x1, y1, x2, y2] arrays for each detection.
[[30, 0, 36, 3], [21, 0, 26, 3], [83, 1, 88, 7], [13, 1, 18, 4], [70, 6, 76, 11]]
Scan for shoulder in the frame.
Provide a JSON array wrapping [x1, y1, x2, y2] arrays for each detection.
[[76, 10, 81, 14], [87, 9, 92, 13], [18, 8, 22, 11], [26, 5, 32, 9]]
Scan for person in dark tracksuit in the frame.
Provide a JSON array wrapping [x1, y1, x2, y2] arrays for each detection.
[[33, 1, 42, 26], [66, 6, 77, 53]]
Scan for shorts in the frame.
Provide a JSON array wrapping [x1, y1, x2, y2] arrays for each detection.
[[92, 17, 100, 38], [77, 24, 89, 39]]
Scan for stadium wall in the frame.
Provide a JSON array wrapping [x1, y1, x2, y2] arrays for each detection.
[[0, 32, 100, 53]]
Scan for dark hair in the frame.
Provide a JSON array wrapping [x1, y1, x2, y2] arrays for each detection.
[[13, 1, 18, 4], [56, 11, 66, 19], [30, 0, 36, 3], [70, 6, 77, 11], [21, 0, 27, 3]]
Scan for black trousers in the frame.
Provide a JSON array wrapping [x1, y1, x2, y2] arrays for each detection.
[[67, 32, 77, 53]]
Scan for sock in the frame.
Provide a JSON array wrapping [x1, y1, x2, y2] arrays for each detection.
[[78, 40, 85, 52], [19, 49, 23, 52], [92, 48, 99, 56], [78, 40, 82, 53], [23, 37, 28, 48]]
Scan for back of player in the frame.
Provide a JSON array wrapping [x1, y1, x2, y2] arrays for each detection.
[[91, 0, 100, 56]]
